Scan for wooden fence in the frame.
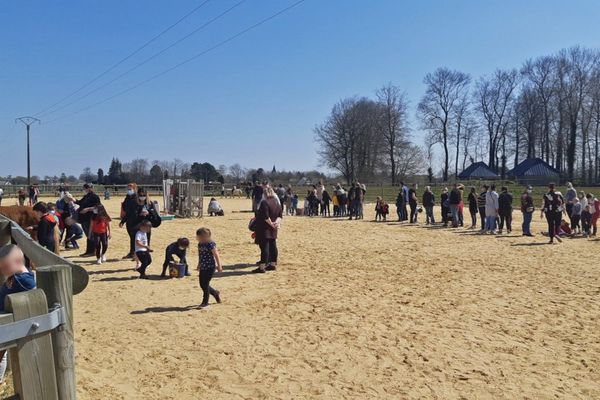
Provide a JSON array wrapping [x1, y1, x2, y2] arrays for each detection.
[[0, 213, 89, 399]]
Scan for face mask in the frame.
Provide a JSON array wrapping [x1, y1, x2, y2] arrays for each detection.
[[179, 246, 186, 251], [127, 189, 134, 195], [93, 209, 98, 214], [50, 210, 56, 215], [139, 196, 147, 202]]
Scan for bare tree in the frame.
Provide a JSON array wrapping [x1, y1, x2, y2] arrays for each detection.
[[417, 67, 471, 181], [229, 163, 247, 181]]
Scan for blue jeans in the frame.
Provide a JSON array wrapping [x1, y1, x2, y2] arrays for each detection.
[[522, 211, 533, 235], [425, 206, 435, 224], [450, 204, 460, 227], [485, 216, 497, 232]]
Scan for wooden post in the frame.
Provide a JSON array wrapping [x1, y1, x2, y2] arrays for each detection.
[[6, 289, 59, 400], [0, 220, 11, 246], [36, 265, 76, 400]]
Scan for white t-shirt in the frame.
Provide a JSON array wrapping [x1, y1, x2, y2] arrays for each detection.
[[0, 188, 3, 196], [135, 231, 148, 252]]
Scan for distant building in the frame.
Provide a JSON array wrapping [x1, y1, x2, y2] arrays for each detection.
[[458, 162, 500, 180], [297, 177, 312, 186], [508, 158, 560, 185]]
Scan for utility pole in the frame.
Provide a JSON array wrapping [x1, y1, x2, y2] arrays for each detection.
[[15, 117, 41, 186]]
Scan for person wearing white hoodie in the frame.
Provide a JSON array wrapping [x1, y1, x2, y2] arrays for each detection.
[[484, 184, 499, 234]]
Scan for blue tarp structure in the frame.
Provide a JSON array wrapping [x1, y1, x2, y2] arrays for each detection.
[[508, 158, 560, 184], [458, 162, 500, 180]]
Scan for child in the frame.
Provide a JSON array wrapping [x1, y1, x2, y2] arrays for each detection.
[[332, 191, 339, 217], [64, 217, 84, 249], [31, 202, 57, 253], [90, 205, 111, 264], [291, 194, 299, 216], [375, 197, 384, 221], [571, 197, 582, 235], [581, 205, 592, 237], [161, 237, 190, 278], [135, 221, 153, 279], [196, 228, 222, 308], [0, 244, 36, 382]]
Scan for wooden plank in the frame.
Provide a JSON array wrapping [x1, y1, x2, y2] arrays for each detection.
[[0, 220, 11, 247], [36, 265, 75, 400], [0, 313, 17, 351], [6, 289, 59, 400]]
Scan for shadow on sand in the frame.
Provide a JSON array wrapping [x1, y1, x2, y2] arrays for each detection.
[[130, 305, 199, 314]]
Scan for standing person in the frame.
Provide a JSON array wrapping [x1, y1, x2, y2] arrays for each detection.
[[347, 183, 356, 220], [316, 181, 325, 215], [477, 185, 488, 231], [401, 182, 409, 221], [161, 238, 190, 278], [0, 187, 3, 206], [134, 221, 153, 279], [119, 183, 139, 259], [196, 228, 223, 308], [332, 188, 340, 217], [571, 197, 582, 235], [408, 184, 418, 223], [498, 186, 513, 234], [541, 183, 565, 244], [17, 187, 26, 206], [321, 189, 331, 217], [252, 182, 263, 213], [252, 187, 282, 273], [276, 184, 286, 209], [30, 202, 57, 252], [520, 186, 535, 237], [395, 188, 404, 221], [90, 204, 111, 264], [422, 186, 435, 225], [74, 183, 101, 257], [28, 185, 35, 206], [467, 187, 478, 229], [449, 183, 462, 228], [581, 204, 593, 237], [285, 185, 294, 215], [485, 185, 499, 234], [586, 193, 600, 236], [440, 188, 450, 227], [565, 182, 577, 223]]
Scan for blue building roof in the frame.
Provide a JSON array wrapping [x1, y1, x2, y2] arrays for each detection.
[[508, 158, 559, 177], [458, 162, 500, 180]]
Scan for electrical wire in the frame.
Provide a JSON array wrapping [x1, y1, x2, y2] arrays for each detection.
[[44, 0, 306, 125], [34, 0, 213, 117]]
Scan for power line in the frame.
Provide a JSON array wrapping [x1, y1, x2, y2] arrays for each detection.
[[34, 0, 213, 117], [44, 0, 306, 125], [39, 0, 246, 119]]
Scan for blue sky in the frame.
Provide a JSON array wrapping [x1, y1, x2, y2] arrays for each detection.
[[1, 0, 600, 177]]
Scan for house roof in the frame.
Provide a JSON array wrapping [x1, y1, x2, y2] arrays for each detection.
[[458, 162, 499, 179], [508, 158, 560, 177]]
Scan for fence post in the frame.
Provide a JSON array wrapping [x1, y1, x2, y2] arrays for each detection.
[[6, 289, 59, 400], [36, 265, 76, 400]]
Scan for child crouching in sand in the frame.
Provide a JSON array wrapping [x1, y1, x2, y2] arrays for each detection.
[[196, 228, 222, 308], [135, 221, 153, 279]]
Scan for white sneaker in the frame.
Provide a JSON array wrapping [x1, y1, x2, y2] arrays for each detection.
[[101, 255, 107, 262], [95, 258, 102, 265]]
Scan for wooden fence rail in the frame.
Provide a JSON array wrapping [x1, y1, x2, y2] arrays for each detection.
[[0, 213, 86, 400]]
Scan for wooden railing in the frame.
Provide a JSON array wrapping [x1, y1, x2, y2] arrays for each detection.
[[0, 214, 89, 400]]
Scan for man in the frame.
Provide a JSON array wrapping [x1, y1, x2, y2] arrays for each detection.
[[347, 183, 357, 220], [541, 183, 565, 244], [485, 185, 499, 234], [498, 186, 513, 234], [449, 183, 462, 228], [520, 186, 535, 237], [477, 185, 488, 231], [75, 183, 101, 257], [401, 182, 409, 221]]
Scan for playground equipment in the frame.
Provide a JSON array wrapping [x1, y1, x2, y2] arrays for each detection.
[[162, 179, 204, 218]]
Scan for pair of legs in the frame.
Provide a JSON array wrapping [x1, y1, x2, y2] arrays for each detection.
[[425, 206, 435, 224], [93, 233, 108, 260], [450, 205, 459, 227], [570, 214, 581, 232], [498, 211, 512, 232], [522, 211, 533, 235], [135, 251, 152, 278], [470, 211, 477, 228], [485, 215, 497, 232], [259, 238, 278, 268], [409, 203, 418, 223], [80, 220, 94, 255], [199, 268, 220, 306], [546, 212, 562, 242], [592, 213, 599, 236], [478, 207, 486, 230]]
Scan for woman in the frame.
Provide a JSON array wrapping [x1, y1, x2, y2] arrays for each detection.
[[541, 183, 565, 244], [440, 187, 450, 227], [520, 186, 535, 237], [422, 186, 435, 225], [119, 183, 139, 259], [467, 187, 478, 229], [252, 187, 282, 273]]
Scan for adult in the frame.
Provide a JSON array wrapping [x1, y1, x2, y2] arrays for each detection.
[[285, 185, 293, 215], [408, 183, 418, 223], [449, 183, 462, 228], [485, 185, 499, 234], [253, 187, 282, 273], [520, 186, 535, 237], [74, 183, 101, 256], [541, 183, 565, 244], [477, 185, 488, 231], [395, 188, 404, 222], [347, 183, 357, 220], [28, 185, 36, 206], [467, 187, 478, 229], [276, 184, 286, 210], [316, 181, 325, 215], [119, 183, 139, 259], [440, 187, 450, 227], [17, 188, 26, 206], [400, 182, 409, 221], [251, 182, 263, 213], [498, 186, 513, 234], [565, 182, 577, 223], [422, 186, 435, 225]]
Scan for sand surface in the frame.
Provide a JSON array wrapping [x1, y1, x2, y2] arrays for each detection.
[[70, 197, 600, 399]]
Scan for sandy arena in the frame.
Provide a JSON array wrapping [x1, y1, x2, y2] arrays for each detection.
[[69, 197, 600, 399]]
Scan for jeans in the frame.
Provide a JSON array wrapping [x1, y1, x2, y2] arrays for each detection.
[[259, 238, 278, 266], [93, 233, 108, 259], [450, 204, 460, 227], [522, 212, 533, 235], [199, 268, 219, 305], [136, 251, 152, 276], [485, 216, 497, 232], [499, 211, 512, 232], [409, 202, 418, 223], [478, 207, 486, 229], [546, 211, 562, 240], [425, 206, 435, 224]]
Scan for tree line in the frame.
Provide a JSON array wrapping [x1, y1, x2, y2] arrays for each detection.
[[316, 45, 600, 185]]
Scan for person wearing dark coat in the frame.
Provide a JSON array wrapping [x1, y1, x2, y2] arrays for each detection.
[[252, 187, 282, 273], [75, 183, 101, 257], [119, 183, 139, 259]]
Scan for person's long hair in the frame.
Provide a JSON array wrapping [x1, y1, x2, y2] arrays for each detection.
[[137, 188, 152, 204], [95, 204, 112, 221]]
